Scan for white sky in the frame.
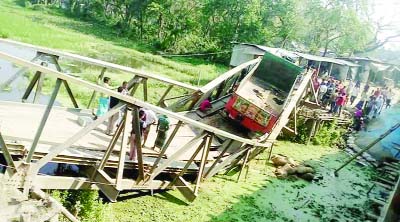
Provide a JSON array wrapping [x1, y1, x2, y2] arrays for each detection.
[[372, 0, 400, 49]]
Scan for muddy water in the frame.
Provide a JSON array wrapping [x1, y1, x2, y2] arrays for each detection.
[[355, 104, 400, 161]]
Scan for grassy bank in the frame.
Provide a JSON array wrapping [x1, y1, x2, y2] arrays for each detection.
[[0, 0, 227, 106]]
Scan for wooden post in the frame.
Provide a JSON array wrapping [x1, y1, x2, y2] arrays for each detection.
[[116, 108, 131, 189], [87, 67, 106, 108], [26, 78, 62, 163], [267, 143, 275, 160], [157, 85, 174, 106], [170, 137, 207, 186], [148, 133, 206, 182], [97, 118, 125, 171], [205, 148, 249, 179], [194, 134, 212, 194], [294, 106, 298, 135], [132, 106, 145, 182], [307, 118, 317, 145], [203, 139, 233, 178], [201, 134, 213, 179], [236, 148, 251, 183], [143, 78, 148, 102], [129, 76, 143, 96]]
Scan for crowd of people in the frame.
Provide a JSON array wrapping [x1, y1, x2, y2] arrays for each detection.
[[315, 76, 394, 131], [94, 77, 171, 162]]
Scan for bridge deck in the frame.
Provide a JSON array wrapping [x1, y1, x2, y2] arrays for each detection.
[[0, 101, 223, 171]]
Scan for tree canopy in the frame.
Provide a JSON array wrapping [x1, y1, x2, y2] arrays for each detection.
[[30, 0, 380, 63]]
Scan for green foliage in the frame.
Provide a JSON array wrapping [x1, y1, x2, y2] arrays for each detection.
[[51, 190, 112, 222], [21, 0, 375, 63], [312, 121, 345, 146], [281, 118, 345, 147]]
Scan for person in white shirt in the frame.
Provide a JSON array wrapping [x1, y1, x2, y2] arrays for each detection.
[[140, 108, 158, 147], [350, 86, 360, 105], [385, 89, 393, 108], [318, 82, 328, 102]]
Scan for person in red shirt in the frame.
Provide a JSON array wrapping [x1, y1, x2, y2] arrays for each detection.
[[199, 97, 212, 112], [374, 88, 381, 98], [334, 93, 347, 116]]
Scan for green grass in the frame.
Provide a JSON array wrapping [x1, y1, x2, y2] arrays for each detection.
[[0, 0, 227, 107], [108, 141, 374, 222]]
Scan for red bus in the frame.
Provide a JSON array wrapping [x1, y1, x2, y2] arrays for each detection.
[[225, 52, 303, 135]]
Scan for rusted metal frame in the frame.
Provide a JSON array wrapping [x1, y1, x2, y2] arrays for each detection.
[[132, 106, 145, 182], [147, 132, 207, 182], [236, 148, 251, 183], [0, 53, 42, 90], [116, 107, 131, 190], [31, 103, 125, 172], [21, 71, 41, 102], [33, 71, 45, 104], [146, 120, 183, 178], [50, 55, 79, 108], [157, 85, 174, 106], [87, 67, 107, 108], [0, 132, 16, 169], [224, 146, 250, 173], [203, 139, 233, 179], [201, 134, 213, 179], [205, 146, 249, 179], [26, 78, 62, 163], [1, 52, 267, 147], [169, 136, 207, 187], [143, 78, 148, 102], [194, 134, 213, 194], [97, 112, 126, 171]]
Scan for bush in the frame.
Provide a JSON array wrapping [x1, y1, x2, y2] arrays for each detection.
[[280, 118, 345, 147], [51, 190, 112, 222], [312, 121, 345, 146]]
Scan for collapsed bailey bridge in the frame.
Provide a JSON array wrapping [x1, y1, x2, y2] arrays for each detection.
[[0, 39, 349, 221]]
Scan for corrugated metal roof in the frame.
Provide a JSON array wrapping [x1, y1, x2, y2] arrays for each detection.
[[235, 43, 359, 67], [295, 52, 359, 67]]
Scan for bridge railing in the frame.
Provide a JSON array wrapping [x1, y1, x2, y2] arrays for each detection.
[[0, 45, 272, 202]]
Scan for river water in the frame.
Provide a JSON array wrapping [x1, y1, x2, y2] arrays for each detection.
[[0, 42, 60, 104], [355, 104, 400, 161]]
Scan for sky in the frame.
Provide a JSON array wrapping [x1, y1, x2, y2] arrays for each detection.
[[372, 0, 400, 49]]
